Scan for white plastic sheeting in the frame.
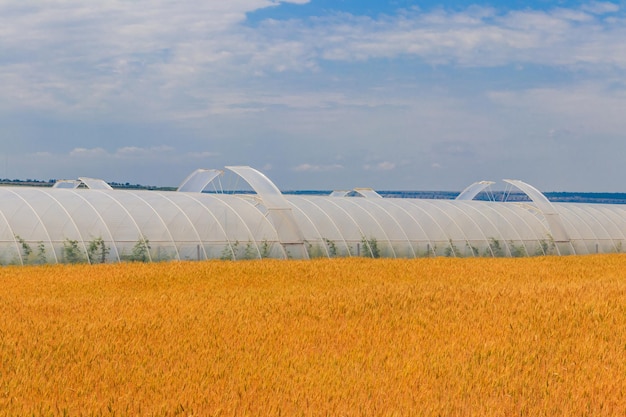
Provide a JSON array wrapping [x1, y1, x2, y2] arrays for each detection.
[[456, 181, 495, 201], [52, 180, 81, 189], [2, 171, 626, 264], [78, 177, 114, 190], [177, 169, 223, 193]]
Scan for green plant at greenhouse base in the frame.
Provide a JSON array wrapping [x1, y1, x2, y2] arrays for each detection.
[[13, 235, 47, 265], [120, 237, 151, 262], [63, 239, 86, 264], [484, 237, 505, 257], [360, 236, 381, 258], [16, 235, 32, 258], [508, 241, 527, 257], [260, 240, 271, 259], [536, 239, 549, 256], [466, 242, 480, 257], [220, 241, 240, 261], [243, 241, 257, 260], [444, 240, 459, 258], [9, 234, 610, 265], [36, 242, 47, 264], [424, 243, 437, 257], [323, 238, 338, 257], [535, 234, 557, 256], [309, 241, 330, 258], [87, 237, 110, 264], [218, 240, 260, 260], [129, 237, 151, 262]]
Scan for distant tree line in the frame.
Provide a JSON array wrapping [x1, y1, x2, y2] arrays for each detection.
[[0, 178, 175, 191], [0, 178, 55, 186]]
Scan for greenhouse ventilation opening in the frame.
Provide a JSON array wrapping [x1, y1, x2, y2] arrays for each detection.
[[1, 166, 625, 265]]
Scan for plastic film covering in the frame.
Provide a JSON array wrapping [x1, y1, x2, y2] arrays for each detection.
[[2, 186, 626, 264], [353, 188, 382, 199], [455, 181, 495, 201], [53, 180, 81, 189], [78, 177, 114, 190], [176, 169, 222, 193]]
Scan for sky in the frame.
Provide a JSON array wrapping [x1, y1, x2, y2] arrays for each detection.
[[1, 0, 626, 191]]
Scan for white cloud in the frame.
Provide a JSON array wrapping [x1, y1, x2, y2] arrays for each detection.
[[116, 147, 146, 157], [32, 151, 53, 158], [0, 0, 316, 115], [3, 1, 626, 119], [3, 1, 626, 191], [581, 1, 620, 14], [68, 145, 176, 159], [187, 151, 220, 159], [312, 6, 626, 68], [293, 163, 344, 172], [363, 161, 396, 171], [115, 146, 174, 158], [69, 147, 108, 157], [487, 82, 626, 136]]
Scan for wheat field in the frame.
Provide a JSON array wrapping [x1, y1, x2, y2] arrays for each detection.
[[0, 255, 625, 416]]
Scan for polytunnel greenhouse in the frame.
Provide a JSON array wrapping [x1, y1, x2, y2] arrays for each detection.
[[1, 166, 626, 265]]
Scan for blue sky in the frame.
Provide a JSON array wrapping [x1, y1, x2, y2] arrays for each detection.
[[1, 0, 625, 191]]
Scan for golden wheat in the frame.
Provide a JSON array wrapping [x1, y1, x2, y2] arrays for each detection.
[[0, 255, 625, 416]]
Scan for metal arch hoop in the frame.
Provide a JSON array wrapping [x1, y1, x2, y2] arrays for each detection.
[[225, 166, 309, 259], [503, 179, 574, 255], [455, 181, 495, 201]]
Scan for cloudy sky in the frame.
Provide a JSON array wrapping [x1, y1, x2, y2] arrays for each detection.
[[1, 0, 626, 191]]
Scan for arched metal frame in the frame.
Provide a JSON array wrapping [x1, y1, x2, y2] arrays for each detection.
[[78, 178, 113, 191], [503, 179, 574, 255], [226, 166, 309, 260], [353, 188, 382, 199], [177, 169, 223, 193], [456, 181, 495, 201]]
